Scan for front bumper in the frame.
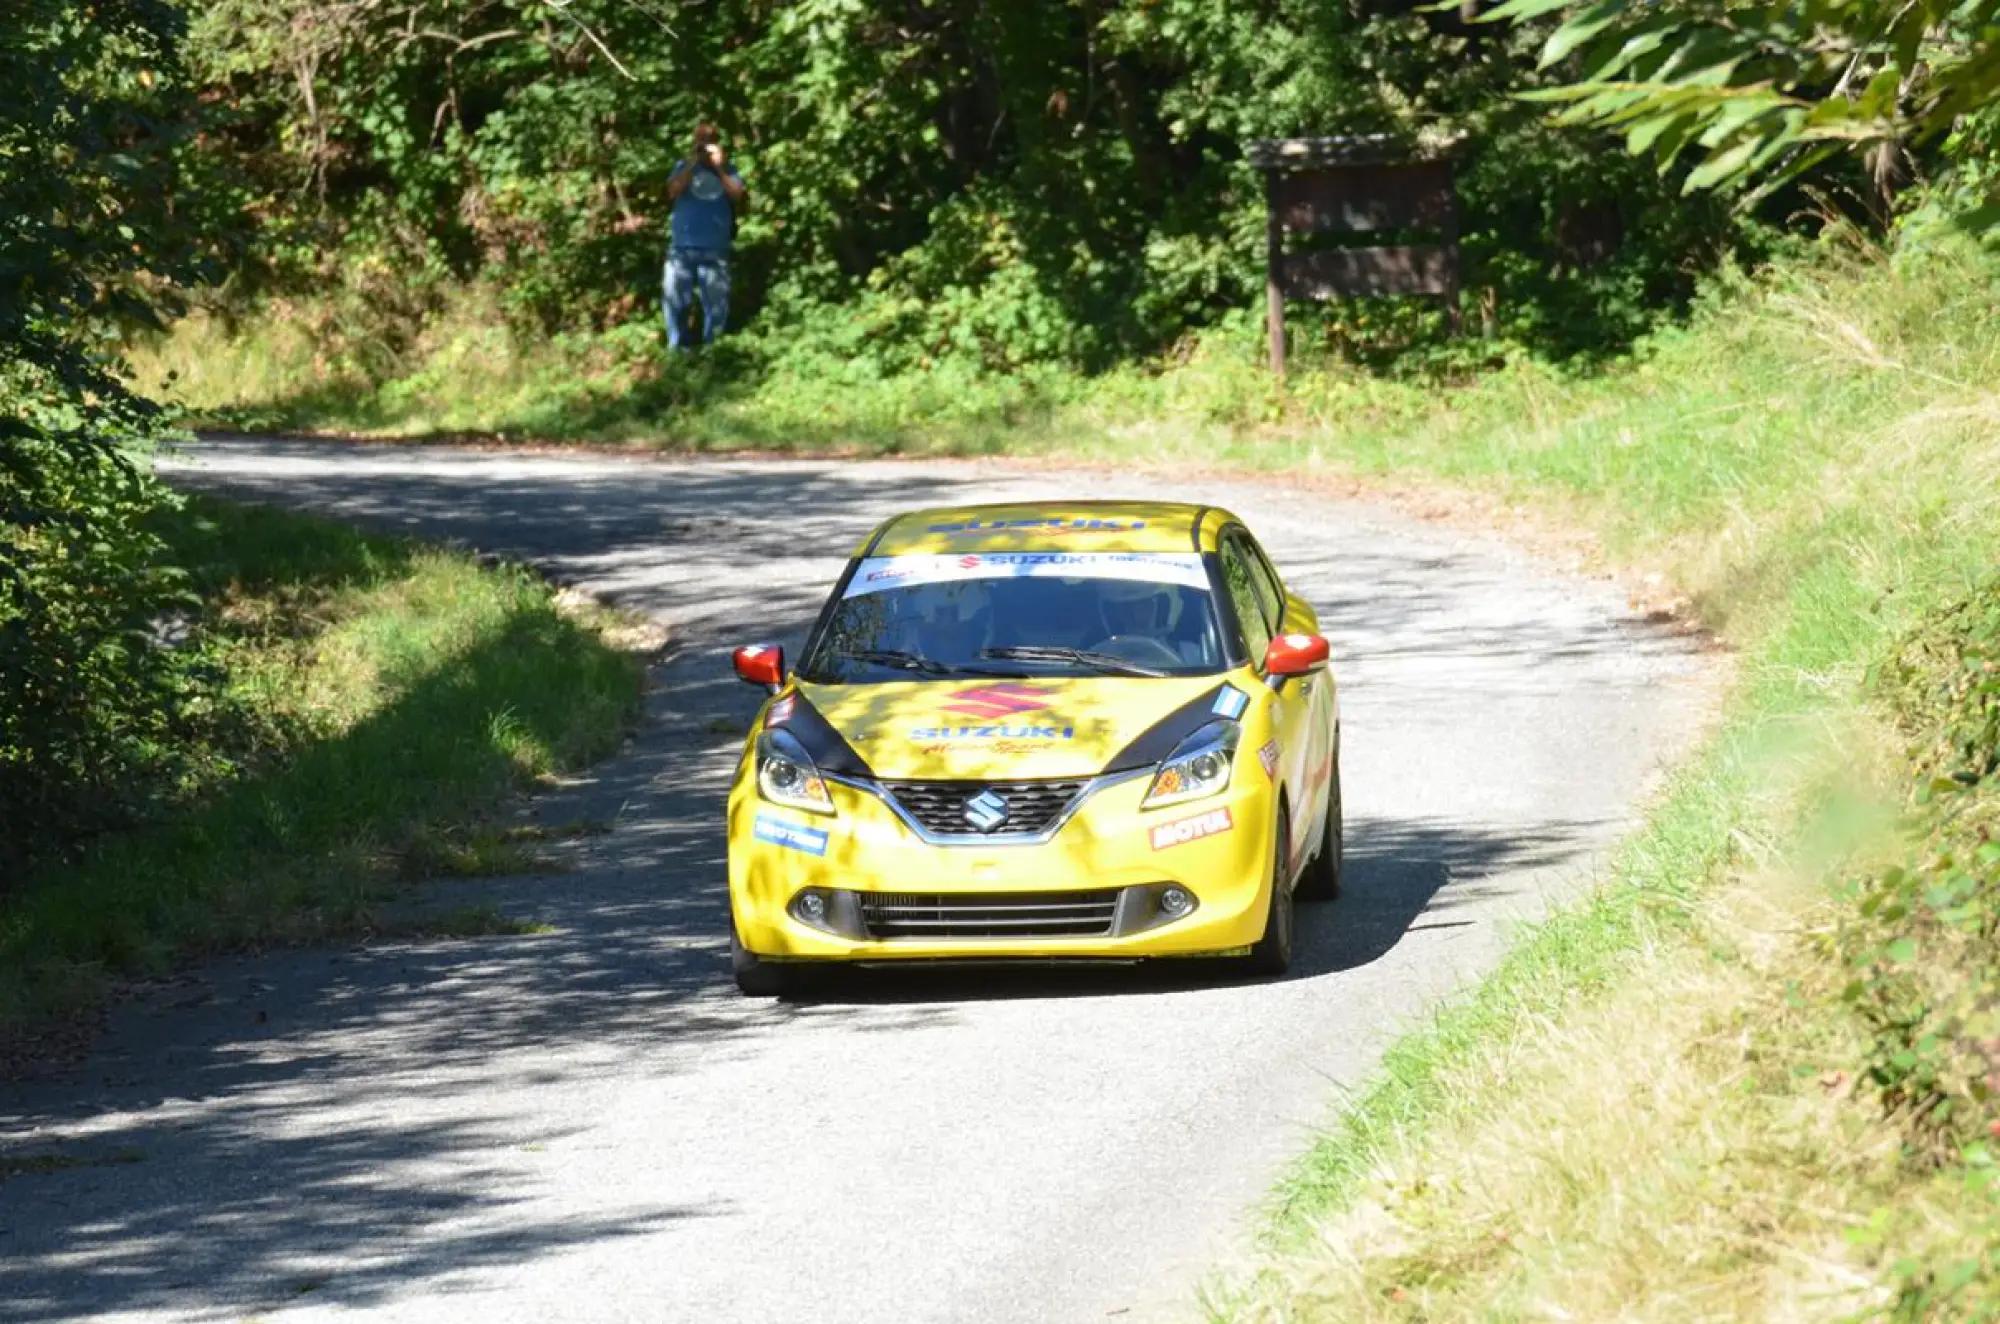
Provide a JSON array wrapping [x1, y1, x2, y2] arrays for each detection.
[[727, 768, 1278, 962]]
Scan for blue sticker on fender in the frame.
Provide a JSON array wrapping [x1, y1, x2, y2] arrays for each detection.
[[1211, 686, 1249, 719], [754, 814, 828, 856]]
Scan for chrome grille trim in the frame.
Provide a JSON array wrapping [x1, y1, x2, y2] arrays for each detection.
[[825, 768, 1148, 848], [880, 779, 1086, 838]]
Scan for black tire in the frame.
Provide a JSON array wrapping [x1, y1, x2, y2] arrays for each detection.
[[731, 925, 807, 998], [1296, 753, 1344, 903], [1242, 816, 1295, 977]]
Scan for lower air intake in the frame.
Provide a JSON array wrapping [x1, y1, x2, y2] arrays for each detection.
[[859, 889, 1121, 940]]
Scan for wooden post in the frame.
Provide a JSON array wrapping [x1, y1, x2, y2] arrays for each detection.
[[1441, 179, 1463, 338], [1265, 169, 1286, 378]]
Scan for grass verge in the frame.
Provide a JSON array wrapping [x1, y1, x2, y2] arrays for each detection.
[[0, 495, 646, 1045], [1200, 243, 2000, 1314]]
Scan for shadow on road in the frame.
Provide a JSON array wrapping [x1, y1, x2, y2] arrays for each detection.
[[773, 811, 1602, 1006], [0, 792, 1592, 1321]]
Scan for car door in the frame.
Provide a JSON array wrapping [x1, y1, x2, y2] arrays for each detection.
[[1242, 529, 1335, 859], [1220, 529, 1317, 866]]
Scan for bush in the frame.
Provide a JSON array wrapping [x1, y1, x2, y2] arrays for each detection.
[[1839, 578, 2000, 1156], [0, 440, 216, 884]]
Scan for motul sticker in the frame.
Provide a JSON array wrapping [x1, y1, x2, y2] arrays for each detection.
[[1149, 806, 1234, 851], [1258, 739, 1280, 779], [765, 695, 797, 727]]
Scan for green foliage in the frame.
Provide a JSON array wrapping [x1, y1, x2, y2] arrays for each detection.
[[1830, 575, 2000, 1317], [0, 495, 642, 1031], [169, 0, 1762, 373], [0, 442, 206, 882], [1495, 0, 2000, 224], [0, 0, 220, 881], [1838, 579, 2000, 1167]]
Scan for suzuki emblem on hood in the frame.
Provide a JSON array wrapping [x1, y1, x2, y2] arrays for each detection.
[[963, 790, 1011, 831], [941, 683, 1051, 720]]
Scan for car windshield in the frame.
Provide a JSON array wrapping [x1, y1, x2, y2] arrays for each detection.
[[801, 551, 1226, 683]]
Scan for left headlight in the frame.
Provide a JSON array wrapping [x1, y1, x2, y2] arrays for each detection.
[[1141, 719, 1239, 811], [756, 728, 835, 816]]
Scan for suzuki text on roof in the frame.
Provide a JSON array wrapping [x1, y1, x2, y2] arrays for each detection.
[[724, 501, 1342, 995]]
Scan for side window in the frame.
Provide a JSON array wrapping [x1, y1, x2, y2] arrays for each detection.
[[1220, 540, 1273, 663], [1239, 534, 1286, 632]]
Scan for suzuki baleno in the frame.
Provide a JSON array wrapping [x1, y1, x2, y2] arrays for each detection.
[[725, 501, 1341, 995]]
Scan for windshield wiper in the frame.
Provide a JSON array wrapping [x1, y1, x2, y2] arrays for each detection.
[[841, 649, 1013, 677], [844, 648, 955, 674], [981, 645, 1170, 678]]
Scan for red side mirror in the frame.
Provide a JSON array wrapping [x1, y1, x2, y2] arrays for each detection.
[[1264, 632, 1329, 677], [732, 643, 785, 690]]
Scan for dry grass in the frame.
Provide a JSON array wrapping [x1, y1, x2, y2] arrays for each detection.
[[1210, 237, 2000, 1313], [1221, 837, 1915, 1321]]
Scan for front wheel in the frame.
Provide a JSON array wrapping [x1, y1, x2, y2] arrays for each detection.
[[1296, 755, 1343, 903], [1241, 817, 1295, 977], [731, 925, 809, 998]]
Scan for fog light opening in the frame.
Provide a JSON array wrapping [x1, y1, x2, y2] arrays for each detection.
[[1158, 886, 1196, 920], [794, 890, 829, 925]]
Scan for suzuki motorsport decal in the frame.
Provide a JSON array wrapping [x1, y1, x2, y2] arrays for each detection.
[[845, 551, 1207, 598], [1149, 806, 1235, 851], [912, 682, 1073, 743], [754, 813, 829, 857]]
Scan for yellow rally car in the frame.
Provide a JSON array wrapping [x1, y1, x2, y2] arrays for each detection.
[[724, 500, 1341, 995]]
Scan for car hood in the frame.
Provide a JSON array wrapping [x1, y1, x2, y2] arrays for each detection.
[[793, 674, 1236, 781]]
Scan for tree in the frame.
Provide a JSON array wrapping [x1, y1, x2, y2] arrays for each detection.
[[1, 0, 209, 877], [1490, 0, 2000, 221]]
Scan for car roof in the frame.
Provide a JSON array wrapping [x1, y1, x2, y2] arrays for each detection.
[[860, 501, 1240, 557]]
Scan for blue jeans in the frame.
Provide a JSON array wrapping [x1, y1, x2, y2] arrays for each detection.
[[662, 248, 730, 349]]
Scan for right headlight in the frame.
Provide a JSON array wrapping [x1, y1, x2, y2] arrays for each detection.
[[1141, 719, 1239, 811], [755, 728, 835, 816]]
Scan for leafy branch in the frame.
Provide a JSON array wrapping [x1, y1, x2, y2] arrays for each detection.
[[1488, 0, 2000, 219]]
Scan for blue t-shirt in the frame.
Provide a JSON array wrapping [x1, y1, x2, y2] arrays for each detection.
[[671, 160, 743, 252]]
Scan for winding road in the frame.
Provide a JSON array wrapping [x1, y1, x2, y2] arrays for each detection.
[[1, 439, 1711, 1323]]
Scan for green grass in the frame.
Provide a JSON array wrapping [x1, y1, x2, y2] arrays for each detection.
[[0, 496, 645, 1037], [1206, 245, 2000, 1315]]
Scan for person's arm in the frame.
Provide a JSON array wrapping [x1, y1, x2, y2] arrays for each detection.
[[666, 159, 695, 201]]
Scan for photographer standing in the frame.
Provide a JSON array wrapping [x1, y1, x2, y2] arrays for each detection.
[[662, 122, 747, 351]]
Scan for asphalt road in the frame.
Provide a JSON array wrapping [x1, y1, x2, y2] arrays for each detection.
[[1, 439, 1712, 1324]]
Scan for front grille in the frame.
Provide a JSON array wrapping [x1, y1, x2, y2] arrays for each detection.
[[880, 779, 1087, 838], [859, 889, 1121, 940]]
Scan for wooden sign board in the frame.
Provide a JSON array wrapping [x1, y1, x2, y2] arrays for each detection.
[[1253, 138, 1463, 375], [1279, 246, 1455, 299], [1270, 163, 1455, 234]]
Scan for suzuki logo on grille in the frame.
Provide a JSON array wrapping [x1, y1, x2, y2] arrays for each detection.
[[963, 790, 1011, 832], [940, 683, 1049, 720]]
